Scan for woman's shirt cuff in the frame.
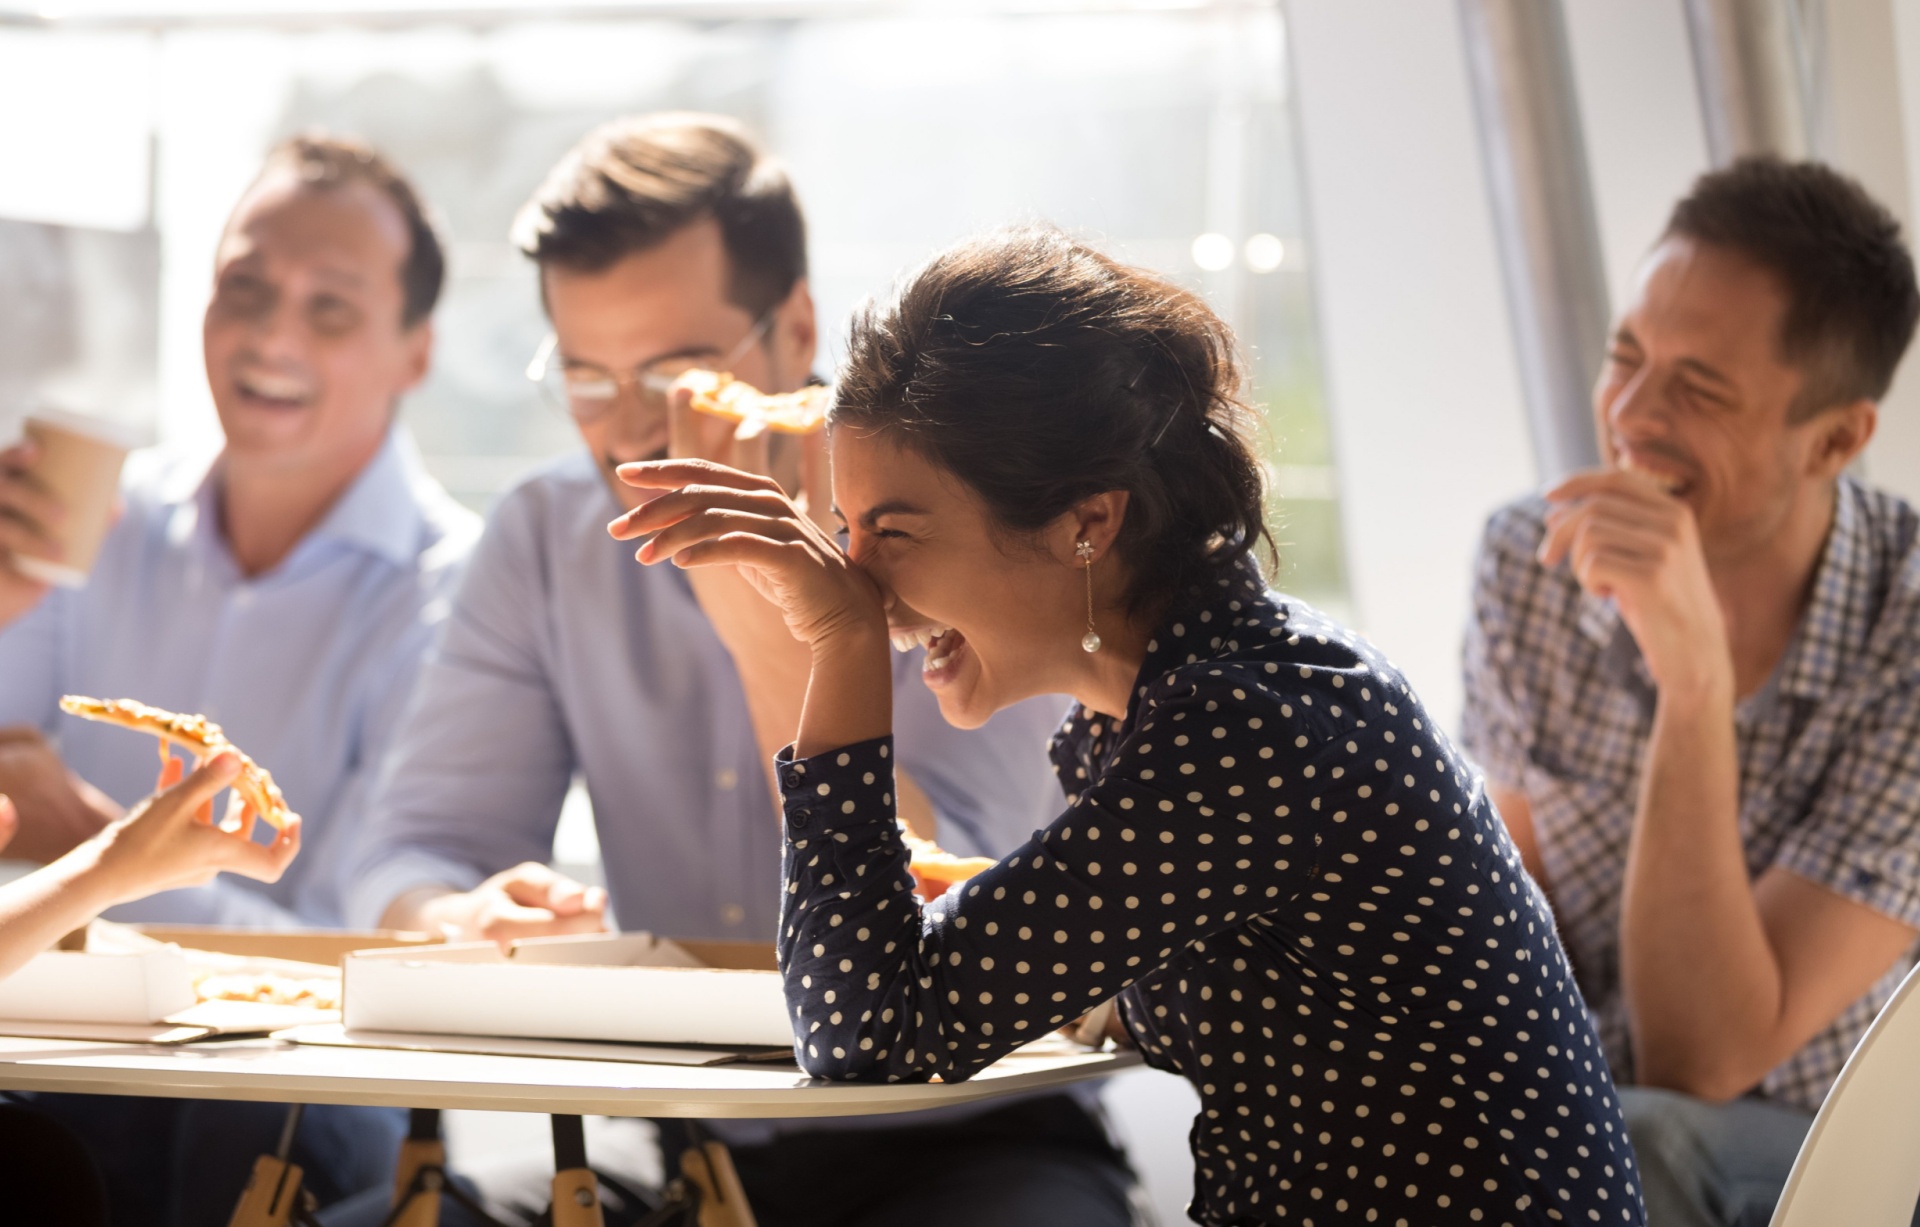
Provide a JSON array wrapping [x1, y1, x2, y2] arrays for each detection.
[[772, 735, 898, 839]]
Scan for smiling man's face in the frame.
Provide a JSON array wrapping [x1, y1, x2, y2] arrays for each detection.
[[1594, 236, 1841, 563], [202, 171, 429, 478], [540, 217, 803, 513]]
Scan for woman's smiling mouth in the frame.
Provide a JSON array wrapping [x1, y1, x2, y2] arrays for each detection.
[[891, 624, 968, 685]]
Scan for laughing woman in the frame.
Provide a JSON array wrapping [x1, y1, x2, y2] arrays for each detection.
[[613, 229, 1644, 1227]]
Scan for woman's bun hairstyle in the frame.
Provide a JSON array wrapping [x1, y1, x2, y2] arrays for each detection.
[[834, 226, 1273, 616]]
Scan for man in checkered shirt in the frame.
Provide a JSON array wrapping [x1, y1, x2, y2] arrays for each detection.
[[1464, 158, 1920, 1227]]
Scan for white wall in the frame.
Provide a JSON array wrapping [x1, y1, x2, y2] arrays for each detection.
[[1561, 0, 1712, 309], [1858, 0, 1920, 503], [1283, 0, 1536, 733]]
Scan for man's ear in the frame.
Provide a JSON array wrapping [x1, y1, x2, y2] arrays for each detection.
[[774, 278, 818, 389], [400, 319, 434, 392], [1808, 398, 1876, 479], [1056, 491, 1131, 564]]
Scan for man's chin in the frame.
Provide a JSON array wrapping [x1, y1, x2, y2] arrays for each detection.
[[217, 413, 318, 467]]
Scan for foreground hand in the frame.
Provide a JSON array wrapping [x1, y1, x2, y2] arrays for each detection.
[[89, 753, 301, 904], [0, 439, 60, 628], [0, 726, 121, 863], [1540, 468, 1730, 699], [663, 381, 824, 694], [610, 459, 886, 648], [416, 862, 608, 947]]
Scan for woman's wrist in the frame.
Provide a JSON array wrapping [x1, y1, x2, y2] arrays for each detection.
[[796, 623, 894, 759], [44, 837, 126, 915]]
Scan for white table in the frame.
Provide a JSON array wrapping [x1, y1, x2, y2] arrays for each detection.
[[0, 1032, 1137, 1118]]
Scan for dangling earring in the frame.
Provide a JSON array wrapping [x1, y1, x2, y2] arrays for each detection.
[[1077, 540, 1102, 653]]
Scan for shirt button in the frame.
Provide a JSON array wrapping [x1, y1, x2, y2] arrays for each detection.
[[782, 772, 803, 791], [231, 587, 255, 609], [789, 806, 813, 829], [721, 904, 746, 925], [715, 769, 738, 792]]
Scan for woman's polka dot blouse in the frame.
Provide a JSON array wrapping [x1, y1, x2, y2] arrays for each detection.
[[776, 562, 1645, 1226]]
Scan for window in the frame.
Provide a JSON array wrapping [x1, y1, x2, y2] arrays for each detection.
[[3, 3, 1345, 607]]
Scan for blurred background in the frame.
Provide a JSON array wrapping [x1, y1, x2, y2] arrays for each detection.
[[0, 1, 1343, 616], [8, 0, 1920, 1221]]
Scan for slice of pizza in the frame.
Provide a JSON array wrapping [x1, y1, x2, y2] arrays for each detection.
[[58, 695, 291, 831], [680, 370, 830, 436], [901, 830, 997, 902]]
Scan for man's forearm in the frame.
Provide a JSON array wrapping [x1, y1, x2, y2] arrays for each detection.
[[685, 567, 813, 774], [1620, 681, 1782, 1098]]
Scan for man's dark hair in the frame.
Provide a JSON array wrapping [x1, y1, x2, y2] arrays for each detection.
[[254, 132, 446, 329], [1665, 157, 1920, 420], [511, 113, 807, 318]]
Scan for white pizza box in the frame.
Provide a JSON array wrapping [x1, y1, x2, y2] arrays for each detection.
[[341, 932, 792, 1049], [0, 947, 197, 1023], [0, 923, 435, 1028]]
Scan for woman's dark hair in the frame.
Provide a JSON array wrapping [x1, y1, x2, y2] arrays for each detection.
[[834, 227, 1272, 617]]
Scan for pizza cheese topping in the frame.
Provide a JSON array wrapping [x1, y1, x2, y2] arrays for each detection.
[[901, 830, 997, 902], [58, 695, 291, 831], [680, 370, 830, 436]]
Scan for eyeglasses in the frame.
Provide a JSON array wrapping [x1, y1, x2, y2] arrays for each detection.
[[525, 312, 776, 423]]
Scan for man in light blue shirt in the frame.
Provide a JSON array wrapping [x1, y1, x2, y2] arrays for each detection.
[[0, 134, 477, 1225], [0, 434, 471, 927], [0, 139, 477, 930], [344, 115, 1136, 1227]]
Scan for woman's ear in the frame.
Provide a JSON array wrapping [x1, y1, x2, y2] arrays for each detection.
[[1056, 491, 1130, 563]]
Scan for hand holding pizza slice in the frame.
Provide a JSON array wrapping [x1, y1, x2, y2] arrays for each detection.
[[677, 369, 830, 439], [58, 696, 291, 831]]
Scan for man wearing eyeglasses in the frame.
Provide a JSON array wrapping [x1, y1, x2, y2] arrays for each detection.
[[341, 115, 1136, 1227]]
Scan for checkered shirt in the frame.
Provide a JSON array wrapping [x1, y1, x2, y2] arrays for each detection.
[[1461, 476, 1920, 1111]]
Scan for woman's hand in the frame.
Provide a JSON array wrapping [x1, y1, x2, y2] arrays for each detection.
[[87, 752, 302, 907], [609, 459, 887, 649], [0, 755, 301, 982], [610, 458, 895, 758]]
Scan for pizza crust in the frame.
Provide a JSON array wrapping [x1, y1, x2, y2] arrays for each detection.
[[680, 370, 830, 436], [58, 695, 291, 831], [902, 830, 997, 902]]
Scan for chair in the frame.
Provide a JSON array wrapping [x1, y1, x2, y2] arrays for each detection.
[[1770, 959, 1920, 1226]]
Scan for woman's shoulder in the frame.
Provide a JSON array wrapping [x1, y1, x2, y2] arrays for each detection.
[[1140, 587, 1429, 748]]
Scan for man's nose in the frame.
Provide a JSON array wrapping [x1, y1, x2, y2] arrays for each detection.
[[1603, 365, 1666, 436], [602, 385, 668, 461], [245, 300, 307, 360]]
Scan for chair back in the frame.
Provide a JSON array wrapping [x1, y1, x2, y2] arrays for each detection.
[[1770, 958, 1920, 1227]]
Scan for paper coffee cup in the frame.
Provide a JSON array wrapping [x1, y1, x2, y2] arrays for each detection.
[[10, 410, 134, 589]]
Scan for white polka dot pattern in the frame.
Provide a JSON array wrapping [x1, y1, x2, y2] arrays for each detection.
[[776, 562, 1645, 1226]]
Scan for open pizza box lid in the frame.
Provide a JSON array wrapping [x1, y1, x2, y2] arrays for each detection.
[[0, 922, 435, 1039], [341, 932, 792, 1049]]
